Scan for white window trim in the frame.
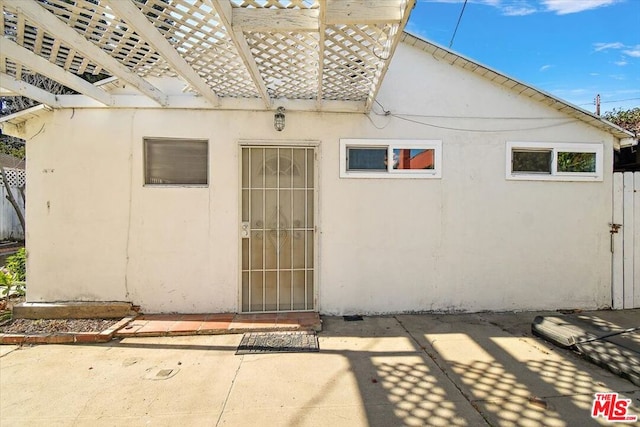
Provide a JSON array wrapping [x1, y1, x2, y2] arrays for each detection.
[[506, 141, 603, 182], [340, 139, 442, 179]]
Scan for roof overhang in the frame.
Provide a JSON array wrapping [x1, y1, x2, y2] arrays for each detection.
[[0, 0, 415, 114], [0, 103, 50, 137], [401, 32, 637, 148]]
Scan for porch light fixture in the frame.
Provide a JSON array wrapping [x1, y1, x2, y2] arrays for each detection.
[[274, 107, 286, 131]]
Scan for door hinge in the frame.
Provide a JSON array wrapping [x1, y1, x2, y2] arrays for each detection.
[[609, 223, 622, 234]]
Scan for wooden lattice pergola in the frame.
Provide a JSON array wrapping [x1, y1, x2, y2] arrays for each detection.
[[0, 0, 415, 113]]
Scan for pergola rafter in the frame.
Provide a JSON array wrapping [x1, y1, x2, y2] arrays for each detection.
[[0, 71, 60, 107], [103, 0, 219, 107], [2, 0, 169, 106], [2, 38, 112, 105], [316, 0, 326, 109], [208, 0, 271, 107], [0, 0, 415, 112]]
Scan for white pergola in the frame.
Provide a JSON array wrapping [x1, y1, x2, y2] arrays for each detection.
[[0, 0, 415, 113]]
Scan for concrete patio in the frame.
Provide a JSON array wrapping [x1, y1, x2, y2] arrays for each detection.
[[1, 311, 639, 426]]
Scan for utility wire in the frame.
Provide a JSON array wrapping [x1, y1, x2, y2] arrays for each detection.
[[449, 0, 468, 48], [389, 113, 576, 133], [369, 101, 579, 132], [579, 97, 640, 106]]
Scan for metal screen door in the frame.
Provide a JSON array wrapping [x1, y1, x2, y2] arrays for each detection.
[[241, 146, 315, 312]]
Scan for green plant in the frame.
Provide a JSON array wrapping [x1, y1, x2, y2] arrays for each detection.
[[0, 267, 13, 298], [6, 248, 25, 282], [0, 249, 26, 298]]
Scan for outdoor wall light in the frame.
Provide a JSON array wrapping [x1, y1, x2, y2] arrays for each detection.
[[274, 107, 285, 131]]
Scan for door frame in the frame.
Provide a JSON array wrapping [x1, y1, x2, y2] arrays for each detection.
[[237, 140, 320, 313]]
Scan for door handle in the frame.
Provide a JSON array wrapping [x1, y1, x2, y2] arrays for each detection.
[[241, 221, 250, 238]]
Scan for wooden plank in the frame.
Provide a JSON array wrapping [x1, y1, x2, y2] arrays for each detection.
[[0, 3, 4, 39], [316, 0, 326, 107], [0, 72, 60, 107], [232, 8, 319, 31], [104, 0, 219, 107], [207, 0, 271, 108], [10, 0, 168, 106], [365, 0, 415, 111], [325, 0, 402, 25], [0, 121, 24, 139], [623, 172, 635, 308], [53, 93, 365, 112], [0, 39, 112, 105], [635, 172, 640, 308], [612, 172, 624, 309]]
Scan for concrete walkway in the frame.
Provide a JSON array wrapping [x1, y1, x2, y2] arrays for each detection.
[[1, 311, 639, 426], [116, 312, 322, 337]]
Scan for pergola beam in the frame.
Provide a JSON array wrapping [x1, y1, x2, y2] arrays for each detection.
[[230, 2, 402, 29], [103, 0, 219, 107], [208, 0, 271, 108], [232, 8, 319, 32], [7, 0, 168, 106], [51, 93, 365, 113], [364, 0, 415, 112], [0, 38, 112, 105], [325, 1, 403, 25], [316, 0, 326, 109], [0, 72, 60, 107]]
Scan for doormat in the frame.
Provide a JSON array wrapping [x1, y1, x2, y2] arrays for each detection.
[[236, 331, 319, 355], [343, 315, 363, 321]]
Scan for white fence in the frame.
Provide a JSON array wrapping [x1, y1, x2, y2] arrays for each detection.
[[612, 172, 639, 309], [0, 167, 25, 241]]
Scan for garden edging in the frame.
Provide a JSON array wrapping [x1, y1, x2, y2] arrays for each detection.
[[0, 316, 135, 345]]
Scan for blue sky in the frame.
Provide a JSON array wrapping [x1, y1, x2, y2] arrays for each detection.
[[405, 0, 640, 114]]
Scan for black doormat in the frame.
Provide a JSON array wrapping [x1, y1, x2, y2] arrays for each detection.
[[236, 331, 319, 355], [343, 315, 363, 321]]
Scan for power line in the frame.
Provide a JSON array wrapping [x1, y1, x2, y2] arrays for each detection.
[[369, 102, 579, 132], [449, 0, 469, 49], [579, 97, 640, 106], [388, 113, 577, 133]]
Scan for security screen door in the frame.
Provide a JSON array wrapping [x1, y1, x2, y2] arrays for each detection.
[[241, 146, 315, 312]]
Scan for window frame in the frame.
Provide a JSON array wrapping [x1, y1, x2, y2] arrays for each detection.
[[143, 137, 209, 187], [340, 139, 442, 179], [506, 141, 603, 182]]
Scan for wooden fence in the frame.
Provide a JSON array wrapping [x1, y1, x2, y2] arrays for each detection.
[[0, 167, 25, 241], [612, 172, 639, 309]]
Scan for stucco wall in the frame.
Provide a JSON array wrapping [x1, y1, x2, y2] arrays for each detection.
[[25, 42, 616, 313]]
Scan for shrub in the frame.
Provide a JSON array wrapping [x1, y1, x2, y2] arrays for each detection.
[[6, 248, 25, 282], [0, 267, 14, 297], [0, 249, 26, 298]]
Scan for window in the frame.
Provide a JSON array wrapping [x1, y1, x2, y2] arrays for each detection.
[[340, 139, 442, 179], [506, 142, 603, 182], [144, 138, 208, 185]]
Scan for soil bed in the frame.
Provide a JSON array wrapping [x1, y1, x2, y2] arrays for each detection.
[[0, 318, 119, 334]]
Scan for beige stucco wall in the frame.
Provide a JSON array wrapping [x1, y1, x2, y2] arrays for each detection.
[[24, 42, 616, 313]]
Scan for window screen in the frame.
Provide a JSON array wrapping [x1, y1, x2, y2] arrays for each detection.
[[512, 150, 552, 173], [347, 147, 386, 171], [144, 138, 208, 185]]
